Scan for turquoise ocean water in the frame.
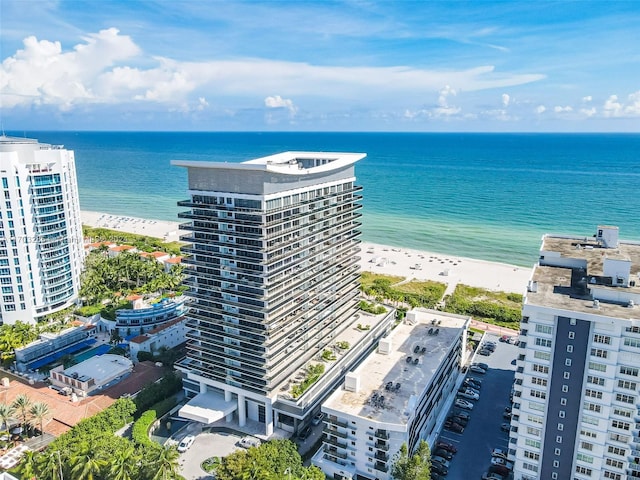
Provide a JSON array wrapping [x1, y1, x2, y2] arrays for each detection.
[[20, 132, 640, 267]]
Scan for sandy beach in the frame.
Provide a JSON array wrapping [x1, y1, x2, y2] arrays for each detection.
[[82, 210, 182, 242], [81, 210, 532, 294], [359, 242, 532, 295]]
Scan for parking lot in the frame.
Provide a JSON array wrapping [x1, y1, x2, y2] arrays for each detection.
[[436, 333, 517, 479], [177, 429, 244, 480]]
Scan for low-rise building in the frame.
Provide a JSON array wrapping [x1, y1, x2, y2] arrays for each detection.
[[129, 315, 188, 362], [112, 296, 187, 338], [49, 354, 133, 396], [313, 309, 471, 480], [14, 325, 97, 372]]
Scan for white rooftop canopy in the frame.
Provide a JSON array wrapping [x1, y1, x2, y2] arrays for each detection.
[[178, 391, 237, 424]]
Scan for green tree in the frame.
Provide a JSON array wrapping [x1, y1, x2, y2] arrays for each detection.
[[108, 443, 139, 480], [37, 451, 65, 480], [12, 393, 32, 435], [0, 402, 15, 435], [391, 441, 431, 480], [70, 442, 108, 480], [29, 402, 51, 436], [148, 445, 183, 480], [17, 449, 38, 480]]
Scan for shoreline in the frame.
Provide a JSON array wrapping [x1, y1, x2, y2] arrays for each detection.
[[81, 210, 532, 294]]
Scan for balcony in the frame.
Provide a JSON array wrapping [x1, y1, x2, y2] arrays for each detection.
[[323, 447, 348, 460], [373, 462, 388, 473], [324, 427, 348, 439], [374, 429, 389, 439], [324, 436, 347, 449], [374, 451, 389, 462]]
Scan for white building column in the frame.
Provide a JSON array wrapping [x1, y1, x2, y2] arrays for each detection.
[[238, 394, 246, 427], [265, 404, 274, 436], [225, 390, 233, 422]]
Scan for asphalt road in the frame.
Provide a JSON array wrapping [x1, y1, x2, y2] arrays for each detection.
[[437, 334, 517, 479]]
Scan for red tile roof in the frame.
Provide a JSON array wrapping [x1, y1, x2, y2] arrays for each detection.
[[165, 256, 182, 264], [129, 335, 150, 344], [147, 315, 186, 335], [109, 245, 135, 252]]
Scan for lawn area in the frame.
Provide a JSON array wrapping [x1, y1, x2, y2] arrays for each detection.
[[360, 272, 446, 309], [360, 271, 405, 289], [443, 284, 523, 331]]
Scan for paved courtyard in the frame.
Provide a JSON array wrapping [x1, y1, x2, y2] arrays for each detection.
[[177, 428, 245, 480]]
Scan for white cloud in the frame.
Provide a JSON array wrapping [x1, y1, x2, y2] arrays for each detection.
[[603, 91, 640, 117], [603, 95, 623, 117], [554, 105, 573, 113], [501, 93, 510, 107], [1, 29, 546, 112], [582, 95, 592, 102], [535, 105, 546, 114], [580, 107, 596, 117], [1, 28, 140, 108], [433, 85, 461, 117], [264, 95, 297, 115]]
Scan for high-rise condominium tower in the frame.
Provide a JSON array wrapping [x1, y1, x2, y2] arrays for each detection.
[[173, 152, 384, 436], [0, 136, 83, 325], [512, 225, 640, 480]]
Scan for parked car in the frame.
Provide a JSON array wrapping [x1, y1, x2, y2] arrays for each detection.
[[500, 423, 511, 432], [431, 462, 448, 476], [431, 473, 446, 480], [450, 415, 468, 427], [452, 410, 470, 421], [177, 435, 195, 453], [473, 362, 489, 370], [298, 426, 312, 441], [454, 398, 474, 410], [490, 464, 512, 477], [463, 378, 481, 388], [431, 456, 450, 469], [469, 365, 487, 374], [482, 343, 496, 351], [491, 448, 508, 459], [444, 420, 464, 433], [238, 436, 262, 449], [503, 411, 512, 420], [491, 457, 514, 470], [499, 335, 510, 342], [478, 348, 492, 356], [433, 448, 454, 460], [458, 390, 479, 400], [436, 441, 458, 454], [482, 473, 504, 480], [311, 412, 325, 426]]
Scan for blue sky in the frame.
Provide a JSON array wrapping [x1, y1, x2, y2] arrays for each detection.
[[1, 0, 639, 132]]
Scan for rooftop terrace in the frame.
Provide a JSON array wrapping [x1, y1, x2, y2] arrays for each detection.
[[527, 227, 640, 317], [324, 309, 469, 425]]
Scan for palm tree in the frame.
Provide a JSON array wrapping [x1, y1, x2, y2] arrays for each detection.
[[108, 443, 139, 480], [17, 449, 39, 480], [12, 394, 32, 436], [149, 446, 182, 480], [37, 450, 64, 480], [28, 401, 51, 437], [70, 443, 107, 480], [0, 402, 15, 435]]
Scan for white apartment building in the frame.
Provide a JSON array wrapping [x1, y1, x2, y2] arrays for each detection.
[[313, 309, 470, 480], [512, 225, 640, 480], [172, 152, 397, 436], [0, 136, 83, 325]]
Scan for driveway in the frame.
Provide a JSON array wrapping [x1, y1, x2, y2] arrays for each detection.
[[437, 334, 517, 479], [178, 430, 244, 480]]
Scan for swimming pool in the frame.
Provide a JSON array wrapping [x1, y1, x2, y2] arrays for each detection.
[[73, 343, 112, 363]]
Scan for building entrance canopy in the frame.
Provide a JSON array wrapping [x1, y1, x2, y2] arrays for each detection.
[[179, 391, 237, 424]]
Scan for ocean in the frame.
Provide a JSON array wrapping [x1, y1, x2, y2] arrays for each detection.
[[19, 131, 640, 267]]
